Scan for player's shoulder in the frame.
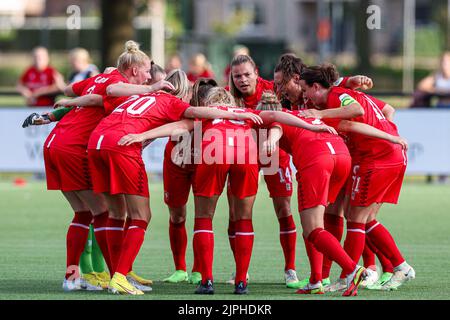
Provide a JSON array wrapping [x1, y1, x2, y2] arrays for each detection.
[[258, 77, 274, 90], [22, 66, 37, 77], [330, 87, 357, 105]]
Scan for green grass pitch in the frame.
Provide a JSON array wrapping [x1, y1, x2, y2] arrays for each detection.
[[0, 180, 449, 300]]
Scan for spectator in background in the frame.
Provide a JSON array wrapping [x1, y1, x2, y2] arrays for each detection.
[[187, 53, 215, 83], [415, 51, 450, 108], [166, 54, 183, 73], [68, 47, 99, 83], [17, 46, 65, 107], [223, 45, 250, 85], [413, 51, 450, 184]]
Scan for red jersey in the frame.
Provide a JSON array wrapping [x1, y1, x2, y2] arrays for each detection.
[[187, 70, 215, 83], [44, 70, 127, 154], [88, 91, 190, 158], [200, 106, 258, 164], [326, 87, 405, 166], [275, 110, 349, 169], [20, 66, 59, 106], [164, 134, 196, 170]]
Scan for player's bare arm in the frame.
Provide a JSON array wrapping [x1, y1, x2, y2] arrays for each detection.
[[259, 110, 338, 135], [106, 81, 175, 96], [303, 102, 364, 120], [54, 94, 103, 109], [263, 126, 283, 155], [382, 104, 396, 121], [347, 75, 374, 90], [118, 119, 195, 146], [338, 120, 408, 150], [183, 107, 263, 124]]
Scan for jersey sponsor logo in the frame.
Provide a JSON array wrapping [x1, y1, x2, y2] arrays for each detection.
[[312, 119, 322, 125], [339, 94, 356, 107]]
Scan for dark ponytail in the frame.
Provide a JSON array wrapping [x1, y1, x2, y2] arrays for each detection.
[[301, 63, 340, 88], [274, 53, 306, 84]]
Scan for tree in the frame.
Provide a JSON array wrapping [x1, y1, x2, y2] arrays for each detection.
[[101, 0, 135, 70], [354, 0, 372, 73]]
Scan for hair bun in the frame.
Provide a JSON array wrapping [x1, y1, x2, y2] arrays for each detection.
[[125, 40, 139, 53], [260, 91, 279, 104]]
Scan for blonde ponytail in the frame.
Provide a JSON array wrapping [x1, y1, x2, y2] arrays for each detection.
[[117, 40, 150, 72]]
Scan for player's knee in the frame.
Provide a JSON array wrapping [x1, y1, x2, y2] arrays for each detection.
[[108, 209, 126, 220], [169, 206, 186, 223], [275, 204, 291, 219]]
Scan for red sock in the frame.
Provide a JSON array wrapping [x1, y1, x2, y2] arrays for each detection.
[[366, 220, 405, 268], [279, 215, 297, 271], [365, 235, 394, 273], [106, 218, 125, 275], [234, 219, 254, 285], [191, 242, 201, 274], [93, 211, 113, 273], [227, 220, 236, 262], [340, 222, 365, 278], [308, 228, 356, 277], [193, 218, 214, 283], [303, 235, 323, 284], [169, 219, 187, 271], [123, 217, 135, 273], [116, 219, 148, 275], [362, 242, 377, 271], [191, 219, 201, 274], [66, 211, 92, 279], [322, 214, 344, 279]]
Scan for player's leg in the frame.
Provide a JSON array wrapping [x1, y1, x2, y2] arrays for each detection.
[[366, 206, 415, 290], [193, 195, 218, 294], [78, 191, 108, 276], [123, 211, 153, 288], [192, 162, 230, 294], [110, 194, 151, 295], [162, 160, 192, 283], [229, 162, 259, 294], [75, 190, 111, 288], [79, 226, 94, 275], [354, 164, 414, 290], [104, 193, 127, 276], [264, 161, 299, 288], [300, 205, 366, 297], [163, 205, 190, 283], [320, 189, 346, 287], [335, 204, 376, 284], [364, 234, 394, 289], [232, 195, 256, 294], [61, 191, 92, 291], [272, 196, 299, 288], [225, 186, 238, 284]]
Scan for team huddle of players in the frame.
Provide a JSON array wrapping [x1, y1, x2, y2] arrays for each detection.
[[23, 40, 415, 296]]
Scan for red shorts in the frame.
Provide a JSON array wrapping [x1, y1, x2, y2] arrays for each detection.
[[163, 156, 196, 208], [296, 153, 351, 212], [88, 149, 149, 197], [44, 147, 92, 192], [194, 163, 259, 199], [263, 160, 293, 198], [348, 163, 406, 207]]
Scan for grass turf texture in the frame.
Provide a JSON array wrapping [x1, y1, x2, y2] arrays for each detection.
[[0, 181, 449, 300]]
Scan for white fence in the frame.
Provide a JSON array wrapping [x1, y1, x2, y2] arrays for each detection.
[[1, 108, 449, 175]]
